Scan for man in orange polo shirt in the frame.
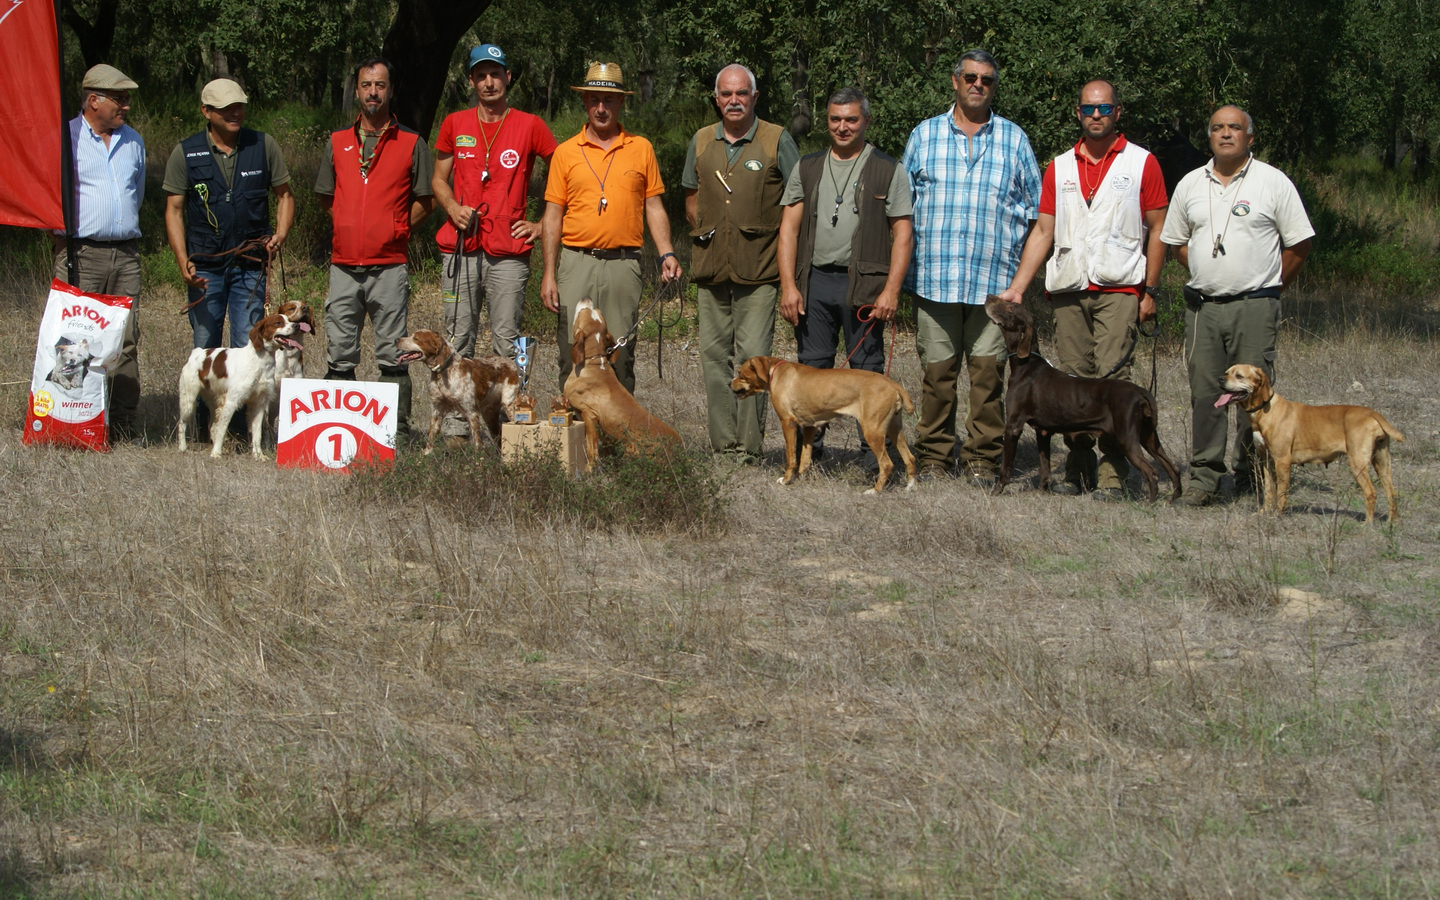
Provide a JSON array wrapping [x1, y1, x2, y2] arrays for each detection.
[[998, 78, 1167, 499], [540, 62, 681, 394]]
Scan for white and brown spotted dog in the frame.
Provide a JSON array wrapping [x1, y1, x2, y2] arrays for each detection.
[[394, 329, 520, 453], [1218, 363, 1405, 523], [178, 313, 303, 458], [271, 299, 314, 381]]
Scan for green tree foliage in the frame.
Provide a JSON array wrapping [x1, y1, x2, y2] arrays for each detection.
[[61, 0, 1440, 168]]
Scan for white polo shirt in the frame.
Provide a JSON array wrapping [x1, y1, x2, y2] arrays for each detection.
[[1160, 156, 1314, 296]]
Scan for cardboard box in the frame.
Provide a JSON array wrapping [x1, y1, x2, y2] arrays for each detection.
[[501, 421, 589, 475]]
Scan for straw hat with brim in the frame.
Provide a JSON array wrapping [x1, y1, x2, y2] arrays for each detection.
[[570, 62, 634, 95], [82, 64, 138, 92]]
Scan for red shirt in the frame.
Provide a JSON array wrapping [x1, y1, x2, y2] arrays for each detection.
[[1038, 135, 1168, 295], [435, 107, 556, 257]]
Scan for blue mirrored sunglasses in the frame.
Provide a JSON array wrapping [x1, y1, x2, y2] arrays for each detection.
[[1079, 104, 1116, 116]]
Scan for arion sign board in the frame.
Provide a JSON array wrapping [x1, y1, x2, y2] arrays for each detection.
[[276, 378, 397, 471]]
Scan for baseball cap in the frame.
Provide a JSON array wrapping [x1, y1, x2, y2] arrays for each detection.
[[468, 44, 508, 72], [82, 64, 138, 92], [200, 78, 248, 108]]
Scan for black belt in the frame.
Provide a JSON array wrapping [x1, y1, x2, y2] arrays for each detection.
[[1183, 285, 1281, 305], [812, 263, 848, 274], [73, 236, 138, 247], [565, 245, 641, 261]]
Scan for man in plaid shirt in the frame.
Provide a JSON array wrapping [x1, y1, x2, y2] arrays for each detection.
[[902, 49, 1041, 485]]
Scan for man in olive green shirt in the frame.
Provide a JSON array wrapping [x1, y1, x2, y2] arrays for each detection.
[[683, 64, 800, 461]]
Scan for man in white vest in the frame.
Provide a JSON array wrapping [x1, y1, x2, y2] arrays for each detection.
[[998, 79, 1168, 499]]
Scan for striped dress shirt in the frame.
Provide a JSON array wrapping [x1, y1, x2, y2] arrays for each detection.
[[902, 108, 1040, 305], [66, 116, 146, 241]]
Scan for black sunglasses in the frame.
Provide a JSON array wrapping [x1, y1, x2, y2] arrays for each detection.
[[1079, 103, 1116, 116], [960, 72, 996, 87]]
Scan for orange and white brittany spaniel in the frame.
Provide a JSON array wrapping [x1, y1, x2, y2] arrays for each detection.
[[178, 312, 303, 459]]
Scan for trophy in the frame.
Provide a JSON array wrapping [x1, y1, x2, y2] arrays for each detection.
[[512, 336, 538, 424]]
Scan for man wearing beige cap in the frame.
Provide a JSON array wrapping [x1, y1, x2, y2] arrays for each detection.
[[541, 62, 681, 394], [163, 78, 294, 359], [56, 64, 146, 442]]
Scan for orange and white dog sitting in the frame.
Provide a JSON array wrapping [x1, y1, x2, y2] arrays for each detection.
[[178, 313, 303, 458]]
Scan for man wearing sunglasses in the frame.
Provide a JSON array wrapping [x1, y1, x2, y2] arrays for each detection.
[[56, 65, 147, 443], [431, 44, 556, 441], [1160, 105, 1313, 508], [997, 80, 1168, 500], [902, 49, 1041, 487]]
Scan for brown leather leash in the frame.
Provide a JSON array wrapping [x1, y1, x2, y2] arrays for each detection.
[[177, 237, 274, 315]]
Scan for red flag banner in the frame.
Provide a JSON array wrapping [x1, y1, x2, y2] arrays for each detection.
[[0, 0, 62, 229]]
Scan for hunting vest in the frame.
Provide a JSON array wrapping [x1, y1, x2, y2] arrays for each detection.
[[689, 120, 786, 284]]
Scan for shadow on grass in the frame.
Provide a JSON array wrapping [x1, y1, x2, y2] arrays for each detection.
[[352, 441, 728, 536]]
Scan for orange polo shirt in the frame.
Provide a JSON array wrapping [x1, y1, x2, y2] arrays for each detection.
[[545, 125, 664, 249]]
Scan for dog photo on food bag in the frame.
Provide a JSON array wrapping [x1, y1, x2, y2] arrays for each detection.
[[45, 336, 95, 394]]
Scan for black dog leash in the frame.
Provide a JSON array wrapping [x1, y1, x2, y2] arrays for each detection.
[[1101, 313, 1161, 396], [605, 274, 683, 361]]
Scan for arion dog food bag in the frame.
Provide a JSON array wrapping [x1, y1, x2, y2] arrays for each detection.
[[23, 279, 134, 451]]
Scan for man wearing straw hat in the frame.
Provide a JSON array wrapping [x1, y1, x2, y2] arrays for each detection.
[[540, 62, 682, 394], [432, 43, 555, 440]]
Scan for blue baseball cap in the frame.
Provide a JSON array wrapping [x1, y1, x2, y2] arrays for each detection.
[[468, 44, 508, 72]]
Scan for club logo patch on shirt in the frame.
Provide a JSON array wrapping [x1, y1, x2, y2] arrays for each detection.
[[1231, 200, 1251, 216], [1110, 173, 1134, 191], [500, 148, 520, 169], [743, 159, 763, 171], [455, 135, 478, 147]]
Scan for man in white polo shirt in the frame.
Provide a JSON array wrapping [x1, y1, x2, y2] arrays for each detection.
[[999, 79, 1168, 499], [1160, 105, 1314, 507]]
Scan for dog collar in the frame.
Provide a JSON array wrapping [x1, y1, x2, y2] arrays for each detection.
[[429, 352, 455, 375], [768, 360, 788, 382]]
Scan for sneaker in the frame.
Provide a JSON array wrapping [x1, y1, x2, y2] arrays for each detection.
[[1174, 486, 1219, 508], [1049, 480, 1083, 496], [1091, 487, 1126, 502]]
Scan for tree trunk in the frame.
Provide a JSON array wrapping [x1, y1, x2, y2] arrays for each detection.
[[381, 0, 495, 137], [60, 0, 119, 72], [790, 44, 810, 140]]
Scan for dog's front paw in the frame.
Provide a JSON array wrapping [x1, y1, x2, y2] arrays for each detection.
[[905, 478, 917, 492], [862, 487, 879, 497]]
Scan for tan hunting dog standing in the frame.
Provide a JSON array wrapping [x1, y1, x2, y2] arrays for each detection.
[[1217, 364, 1404, 522], [730, 356, 917, 495], [564, 299, 681, 462]]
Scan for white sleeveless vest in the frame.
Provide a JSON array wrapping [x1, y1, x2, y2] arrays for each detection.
[[1045, 143, 1149, 293]]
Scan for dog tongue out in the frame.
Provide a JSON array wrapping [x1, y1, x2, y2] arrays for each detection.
[[1214, 393, 1234, 408]]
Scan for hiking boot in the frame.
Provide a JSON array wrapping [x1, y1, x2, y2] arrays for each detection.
[[1049, 480, 1083, 496], [917, 463, 951, 483], [1174, 486, 1219, 508], [1091, 487, 1126, 502], [1232, 471, 1256, 496], [962, 465, 997, 489]]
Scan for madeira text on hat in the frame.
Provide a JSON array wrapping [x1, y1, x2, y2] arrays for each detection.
[[201, 78, 249, 108], [570, 62, 634, 95], [468, 44, 508, 71], [82, 64, 138, 92]]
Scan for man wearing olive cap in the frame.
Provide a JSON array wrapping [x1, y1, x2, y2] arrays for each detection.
[[163, 78, 295, 355], [56, 64, 146, 442], [541, 62, 681, 394]]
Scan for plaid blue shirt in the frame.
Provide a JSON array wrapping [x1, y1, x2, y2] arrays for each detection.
[[902, 108, 1040, 304]]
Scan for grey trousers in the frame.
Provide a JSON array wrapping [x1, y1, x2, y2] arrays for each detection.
[[53, 239, 141, 425], [555, 249, 643, 394], [441, 250, 531, 359], [324, 263, 409, 373]]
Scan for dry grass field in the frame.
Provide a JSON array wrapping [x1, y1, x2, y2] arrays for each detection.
[[2, 257, 1439, 898]]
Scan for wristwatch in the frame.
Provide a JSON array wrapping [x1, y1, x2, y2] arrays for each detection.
[[658, 252, 676, 262], [1143, 286, 1159, 297]]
